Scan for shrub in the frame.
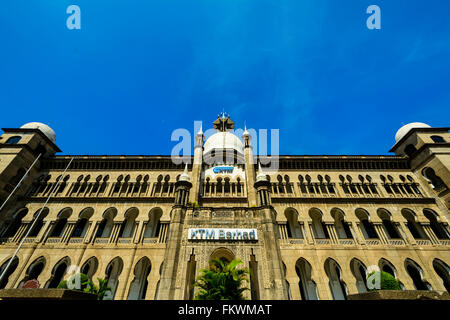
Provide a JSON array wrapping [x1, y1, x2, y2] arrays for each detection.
[[58, 273, 112, 300], [367, 271, 402, 291]]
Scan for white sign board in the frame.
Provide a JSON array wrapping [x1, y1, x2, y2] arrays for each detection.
[[188, 228, 257, 241]]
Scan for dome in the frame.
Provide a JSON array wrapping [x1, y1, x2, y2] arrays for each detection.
[[21, 122, 56, 143], [395, 122, 431, 143], [203, 131, 244, 155]]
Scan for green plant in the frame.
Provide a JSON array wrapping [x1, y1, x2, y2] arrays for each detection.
[[194, 258, 249, 300], [58, 273, 112, 300], [367, 271, 402, 291]]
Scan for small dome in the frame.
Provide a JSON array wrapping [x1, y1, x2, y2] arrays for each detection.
[[21, 122, 56, 143], [395, 122, 430, 143], [204, 131, 244, 155]]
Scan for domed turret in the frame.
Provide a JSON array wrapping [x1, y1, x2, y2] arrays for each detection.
[[395, 122, 431, 143], [203, 112, 244, 156], [203, 131, 244, 155], [21, 122, 56, 143]]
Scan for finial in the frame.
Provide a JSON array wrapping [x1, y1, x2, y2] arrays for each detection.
[[197, 123, 203, 135], [179, 163, 190, 182]]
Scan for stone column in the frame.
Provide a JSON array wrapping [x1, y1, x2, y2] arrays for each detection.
[[157, 178, 192, 300], [61, 222, 75, 243], [399, 222, 417, 245], [373, 223, 389, 244], [133, 220, 145, 244], [325, 223, 339, 244], [355, 222, 366, 245], [421, 223, 440, 245]]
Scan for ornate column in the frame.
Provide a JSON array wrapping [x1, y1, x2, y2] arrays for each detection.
[[243, 127, 257, 206], [373, 223, 389, 244], [398, 222, 417, 245], [157, 170, 192, 300], [421, 223, 440, 245]]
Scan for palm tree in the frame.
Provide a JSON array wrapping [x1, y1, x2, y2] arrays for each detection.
[[194, 258, 249, 300]]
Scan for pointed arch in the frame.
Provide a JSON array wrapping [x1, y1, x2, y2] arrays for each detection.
[[295, 258, 318, 300], [324, 258, 347, 300], [127, 257, 152, 300]]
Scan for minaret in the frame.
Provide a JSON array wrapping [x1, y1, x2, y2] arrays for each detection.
[[254, 162, 271, 206], [157, 164, 192, 299], [189, 125, 204, 204], [243, 125, 257, 206]]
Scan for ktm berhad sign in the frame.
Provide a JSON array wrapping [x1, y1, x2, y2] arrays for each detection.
[[188, 228, 257, 241]]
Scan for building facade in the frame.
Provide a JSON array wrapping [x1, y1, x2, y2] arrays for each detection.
[[0, 116, 449, 300]]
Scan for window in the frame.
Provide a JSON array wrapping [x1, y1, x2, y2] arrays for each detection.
[[404, 144, 417, 157], [5, 136, 21, 144], [430, 135, 445, 143]]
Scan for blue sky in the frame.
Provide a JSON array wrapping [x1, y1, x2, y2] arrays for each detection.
[[0, 1, 449, 156]]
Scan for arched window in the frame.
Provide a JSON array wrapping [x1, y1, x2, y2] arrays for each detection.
[[324, 258, 347, 300], [309, 208, 328, 239], [103, 257, 123, 300], [422, 167, 448, 191], [127, 257, 151, 300], [377, 209, 401, 239], [433, 259, 450, 293], [355, 209, 378, 239], [405, 259, 430, 290], [423, 209, 449, 239], [18, 256, 46, 288], [96, 208, 117, 238], [401, 209, 427, 239], [284, 208, 303, 239], [331, 208, 352, 239], [378, 258, 397, 278], [1, 208, 28, 238], [72, 208, 94, 238], [430, 135, 446, 143], [144, 208, 163, 238], [295, 258, 318, 300], [118, 208, 138, 238], [350, 258, 368, 293], [5, 136, 21, 144], [46, 257, 70, 288], [404, 144, 417, 157], [49, 208, 72, 237], [0, 257, 19, 289], [28, 208, 49, 237], [81, 257, 99, 281]]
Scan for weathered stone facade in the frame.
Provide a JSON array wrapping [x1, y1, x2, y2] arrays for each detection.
[[0, 117, 449, 300]]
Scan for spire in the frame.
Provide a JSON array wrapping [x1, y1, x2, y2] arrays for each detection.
[[243, 123, 250, 137], [179, 163, 190, 182], [197, 123, 203, 136], [256, 162, 268, 182]]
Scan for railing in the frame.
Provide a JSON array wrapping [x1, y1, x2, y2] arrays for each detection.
[[143, 237, 158, 244], [365, 239, 381, 245], [68, 237, 84, 244], [439, 239, 450, 246], [338, 239, 355, 245], [389, 239, 405, 246], [46, 237, 61, 244], [117, 237, 132, 244], [416, 239, 432, 246], [315, 239, 331, 245], [23, 238, 36, 244], [0, 237, 14, 244], [94, 238, 109, 244], [289, 239, 305, 245]]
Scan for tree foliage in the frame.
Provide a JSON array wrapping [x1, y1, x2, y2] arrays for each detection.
[[194, 258, 249, 300], [57, 273, 112, 300]]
